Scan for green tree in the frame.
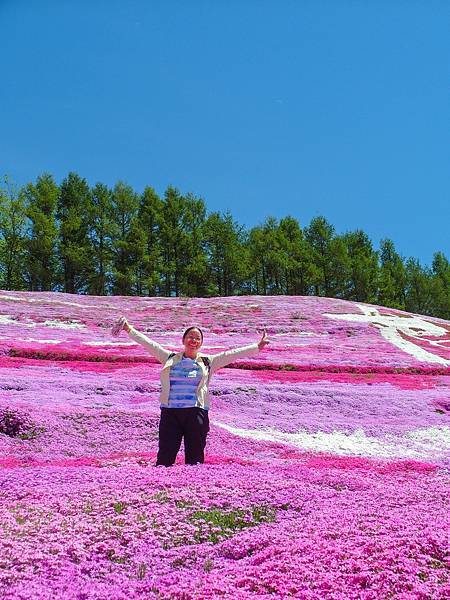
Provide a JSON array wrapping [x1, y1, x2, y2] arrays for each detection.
[[342, 230, 378, 302], [247, 218, 284, 295], [24, 173, 59, 291], [278, 216, 315, 295], [87, 182, 114, 295], [405, 258, 434, 316], [377, 239, 407, 309], [430, 252, 450, 319], [57, 172, 92, 293], [159, 187, 185, 296], [0, 177, 27, 289], [133, 186, 164, 296], [247, 225, 269, 295], [305, 217, 350, 297], [248, 217, 319, 296], [204, 211, 249, 296], [178, 193, 209, 297], [248, 218, 286, 295], [159, 187, 209, 296], [111, 181, 139, 295], [327, 236, 352, 298], [264, 217, 285, 294]]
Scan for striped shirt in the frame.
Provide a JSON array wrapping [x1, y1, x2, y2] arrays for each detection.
[[167, 357, 203, 408]]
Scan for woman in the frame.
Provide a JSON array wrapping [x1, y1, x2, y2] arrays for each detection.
[[112, 317, 269, 466]]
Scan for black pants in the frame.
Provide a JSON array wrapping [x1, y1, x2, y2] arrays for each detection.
[[156, 407, 210, 466]]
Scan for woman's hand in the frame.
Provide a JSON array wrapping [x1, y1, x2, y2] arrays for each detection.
[[258, 328, 270, 350], [112, 316, 130, 336]]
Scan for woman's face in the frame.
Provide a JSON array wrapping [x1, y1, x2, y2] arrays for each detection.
[[183, 328, 203, 352]]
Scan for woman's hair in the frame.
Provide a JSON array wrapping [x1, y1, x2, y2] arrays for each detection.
[[182, 326, 204, 341]]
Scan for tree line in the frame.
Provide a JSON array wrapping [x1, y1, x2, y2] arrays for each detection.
[[0, 173, 448, 319]]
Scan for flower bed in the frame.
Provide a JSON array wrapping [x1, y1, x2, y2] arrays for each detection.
[[0, 292, 449, 599]]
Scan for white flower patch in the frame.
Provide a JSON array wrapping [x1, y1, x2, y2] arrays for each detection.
[[0, 295, 30, 302], [271, 332, 323, 337], [83, 341, 136, 347], [215, 423, 391, 457], [0, 315, 86, 330], [41, 320, 85, 329], [0, 294, 101, 309], [405, 426, 450, 453], [20, 338, 62, 344], [324, 304, 449, 365], [0, 316, 18, 325], [214, 422, 450, 460]]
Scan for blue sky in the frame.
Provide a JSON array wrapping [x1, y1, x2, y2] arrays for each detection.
[[1, 0, 448, 265]]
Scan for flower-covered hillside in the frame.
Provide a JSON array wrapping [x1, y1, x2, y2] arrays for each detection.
[[0, 291, 449, 599]]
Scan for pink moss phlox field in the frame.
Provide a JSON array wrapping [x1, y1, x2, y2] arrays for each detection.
[[0, 291, 449, 599]]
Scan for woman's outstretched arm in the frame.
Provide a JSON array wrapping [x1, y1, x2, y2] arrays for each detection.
[[112, 316, 172, 364], [209, 329, 270, 372]]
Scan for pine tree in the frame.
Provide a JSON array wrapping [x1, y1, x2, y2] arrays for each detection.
[[246, 218, 282, 294], [304, 216, 334, 296], [87, 182, 114, 295], [179, 193, 209, 297], [263, 217, 285, 294], [204, 211, 249, 296], [305, 217, 351, 298], [247, 225, 269, 295], [278, 216, 315, 295], [111, 181, 139, 295], [0, 177, 27, 290], [430, 252, 450, 319], [135, 186, 164, 296], [159, 187, 208, 297], [405, 258, 434, 315], [343, 230, 378, 302], [159, 187, 180, 296], [24, 173, 59, 291], [57, 172, 92, 293], [378, 239, 407, 309]]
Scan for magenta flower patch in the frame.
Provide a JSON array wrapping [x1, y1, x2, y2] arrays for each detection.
[[0, 292, 449, 599]]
